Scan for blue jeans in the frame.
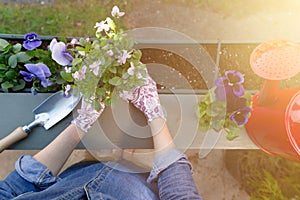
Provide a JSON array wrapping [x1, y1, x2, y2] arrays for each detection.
[[0, 149, 202, 199]]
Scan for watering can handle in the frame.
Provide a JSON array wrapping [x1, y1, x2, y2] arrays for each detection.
[[0, 127, 28, 153]]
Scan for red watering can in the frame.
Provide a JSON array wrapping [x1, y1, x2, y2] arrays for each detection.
[[245, 40, 300, 161]]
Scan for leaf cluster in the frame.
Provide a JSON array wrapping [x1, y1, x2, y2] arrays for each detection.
[[195, 86, 252, 140]]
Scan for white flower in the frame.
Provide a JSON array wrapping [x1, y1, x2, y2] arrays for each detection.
[[127, 62, 135, 75], [64, 84, 72, 97], [117, 50, 131, 65], [65, 67, 72, 73], [94, 20, 110, 32], [72, 66, 86, 81], [70, 38, 79, 45], [89, 61, 101, 76], [107, 50, 114, 56], [111, 6, 125, 18], [119, 90, 133, 101]]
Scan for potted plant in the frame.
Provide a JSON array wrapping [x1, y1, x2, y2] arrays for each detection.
[[195, 70, 252, 140], [0, 6, 147, 107], [0, 5, 148, 149]]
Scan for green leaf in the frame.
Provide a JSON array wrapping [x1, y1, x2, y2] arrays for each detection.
[[1, 81, 14, 89], [109, 76, 121, 86], [109, 66, 117, 74], [96, 87, 106, 97], [12, 79, 25, 91], [8, 55, 17, 68], [12, 43, 22, 53], [133, 50, 142, 60], [0, 39, 9, 51], [72, 58, 82, 66], [0, 64, 8, 71], [206, 101, 226, 117], [5, 70, 18, 79], [16, 52, 32, 62], [225, 128, 239, 141], [60, 71, 74, 82], [106, 17, 116, 32], [198, 115, 211, 132], [211, 119, 225, 130]]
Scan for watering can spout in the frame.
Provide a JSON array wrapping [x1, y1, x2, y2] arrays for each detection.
[[257, 80, 279, 106]]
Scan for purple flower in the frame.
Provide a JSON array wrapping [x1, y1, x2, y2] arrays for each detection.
[[229, 107, 251, 126], [20, 63, 54, 88], [22, 32, 42, 50], [215, 70, 245, 100], [51, 41, 73, 66]]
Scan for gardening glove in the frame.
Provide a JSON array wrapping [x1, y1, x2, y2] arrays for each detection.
[[72, 99, 105, 133], [120, 75, 165, 122]]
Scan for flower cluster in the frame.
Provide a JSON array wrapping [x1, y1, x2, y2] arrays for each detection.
[[195, 70, 252, 140], [0, 32, 65, 94], [0, 6, 147, 108], [49, 6, 147, 108]]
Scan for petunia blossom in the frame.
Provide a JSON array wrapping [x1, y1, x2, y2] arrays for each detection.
[[23, 32, 42, 50], [117, 50, 131, 65], [20, 63, 54, 88], [64, 84, 72, 97], [94, 20, 110, 32], [127, 62, 135, 75], [51, 42, 73, 66], [72, 66, 86, 81], [89, 61, 101, 76], [107, 50, 114, 56], [229, 107, 251, 126], [119, 90, 133, 102], [111, 6, 125, 18], [65, 67, 72, 73]]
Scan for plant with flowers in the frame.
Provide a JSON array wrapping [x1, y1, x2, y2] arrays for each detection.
[[50, 6, 147, 109], [0, 32, 66, 94], [195, 70, 252, 140]]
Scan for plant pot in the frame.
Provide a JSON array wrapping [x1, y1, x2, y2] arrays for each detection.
[[245, 88, 300, 161]]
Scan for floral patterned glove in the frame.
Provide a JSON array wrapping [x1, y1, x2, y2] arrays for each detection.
[[72, 99, 105, 133], [120, 76, 165, 122]]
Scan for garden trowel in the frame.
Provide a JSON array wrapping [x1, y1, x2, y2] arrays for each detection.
[[0, 90, 81, 153]]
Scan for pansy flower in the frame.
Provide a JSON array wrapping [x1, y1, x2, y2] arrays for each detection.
[[50, 40, 73, 66], [229, 107, 251, 126], [20, 63, 54, 88], [215, 70, 245, 100], [23, 32, 42, 50]]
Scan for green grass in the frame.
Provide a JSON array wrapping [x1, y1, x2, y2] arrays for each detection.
[[0, 0, 128, 37]]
